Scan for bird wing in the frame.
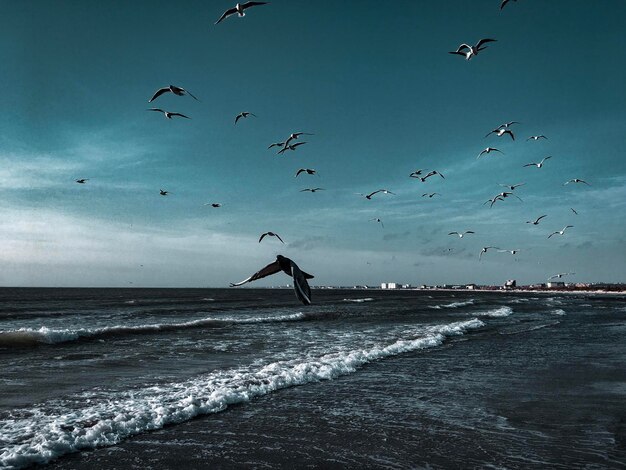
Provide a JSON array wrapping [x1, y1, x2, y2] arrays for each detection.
[[485, 129, 497, 138], [476, 38, 497, 49], [290, 260, 312, 305], [523, 163, 535, 167], [170, 112, 190, 119], [268, 142, 283, 149], [465, 231, 475, 234], [448, 232, 459, 236], [571, 208, 578, 214], [537, 215, 547, 222], [235, 114, 242, 124], [215, 7, 238, 24], [292, 142, 307, 148], [542, 156, 552, 163], [259, 233, 268, 243], [185, 89, 200, 101], [548, 232, 558, 238], [506, 130, 515, 140], [275, 233, 285, 243], [230, 260, 282, 286], [148, 108, 165, 113], [367, 190, 382, 198], [448, 51, 467, 56], [456, 44, 472, 52], [148, 88, 170, 103], [242, 1, 268, 10], [295, 169, 305, 177]]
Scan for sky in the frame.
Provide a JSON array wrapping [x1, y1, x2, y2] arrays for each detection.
[[0, 0, 625, 287]]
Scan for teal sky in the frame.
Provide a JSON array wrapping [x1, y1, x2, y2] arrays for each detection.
[[1, 0, 625, 287]]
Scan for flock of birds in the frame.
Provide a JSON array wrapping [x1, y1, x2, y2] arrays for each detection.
[[69, 1, 589, 304]]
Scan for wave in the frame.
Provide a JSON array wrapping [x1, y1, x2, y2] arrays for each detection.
[[500, 320, 560, 335], [429, 299, 475, 309], [0, 318, 484, 469], [551, 309, 566, 316], [473, 306, 513, 318], [342, 298, 374, 303], [0, 312, 307, 347]]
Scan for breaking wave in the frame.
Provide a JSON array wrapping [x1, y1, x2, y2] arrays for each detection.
[[429, 300, 475, 309]]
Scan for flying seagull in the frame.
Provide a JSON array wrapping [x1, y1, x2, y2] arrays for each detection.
[[496, 191, 523, 202], [526, 215, 547, 225], [501, 0, 517, 9], [148, 85, 199, 103], [449, 231, 475, 238], [422, 192, 441, 198], [369, 218, 384, 228], [268, 142, 285, 149], [259, 232, 284, 244], [527, 135, 547, 141], [548, 272, 575, 280], [499, 183, 525, 191], [277, 142, 307, 155], [485, 127, 515, 140], [285, 132, 314, 146], [477, 147, 504, 159], [148, 108, 190, 120], [159, 189, 169, 196], [215, 2, 269, 25], [571, 208, 578, 215], [409, 169, 427, 178], [365, 189, 395, 199], [449, 38, 497, 60], [300, 188, 324, 193], [524, 156, 552, 168], [295, 168, 317, 177], [230, 255, 313, 305], [564, 179, 590, 186], [498, 249, 520, 255], [75, 179, 89, 184], [484, 195, 504, 208], [419, 170, 445, 182], [204, 203, 221, 208], [235, 112, 256, 124], [548, 225, 573, 239], [496, 121, 520, 129], [479, 246, 499, 261]]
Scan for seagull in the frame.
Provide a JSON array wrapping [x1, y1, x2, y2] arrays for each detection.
[[527, 135, 547, 141], [235, 112, 256, 124], [230, 255, 313, 304], [526, 215, 547, 225], [449, 231, 475, 238], [498, 249, 520, 255], [548, 225, 573, 238], [548, 272, 575, 280], [485, 128, 515, 140], [499, 183, 525, 191], [75, 179, 89, 184], [259, 232, 284, 244], [496, 121, 520, 129], [159, 189, 169, 196], [501, 0, 517, 9], [524, 156, 552, 168], [204, 203, 221, 207], [268, 142, 285, 149], [277, 142, 307, 155], [215, 2, 269, 25], [419, 170, 445, 182], [285, 132, 314, 146], [300, 188, 324, 193], [477, 147, 504, 159], [295, 168, 317, 177], [369, 218, 384, 228], [365, 189, 395, 199], [479, 246, 499, 261], [409, 169, 427, 178], [148, 108, 190, 120], [449, 39, 497, 60], [564, 179, 590, 186], [422, 192, 441, 198], [148, 85, 198, 103], [571, 208, 578, 215], [496, 191, 523, 202], [484, 195, 504, 208]]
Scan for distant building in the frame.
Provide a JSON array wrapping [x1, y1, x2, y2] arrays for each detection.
[[466, 284, 476, 290], [547, 281, 565, 288]]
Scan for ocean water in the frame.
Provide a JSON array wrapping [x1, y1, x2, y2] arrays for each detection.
[[0, 288, 625, 469]]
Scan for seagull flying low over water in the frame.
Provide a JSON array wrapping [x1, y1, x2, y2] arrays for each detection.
[[477, 147, 503, 159], [300, 188, 324, 193], [564, 179, 590, 186], [215, 1, 269, 25], [148, 85, 199, 103], [479, 246, 499, 260], [526, 215, 547, 225], [75, 179, 89, 184], [295, 168, 317, 177], [449, 38, 497, 60], [148, 108, 190, 120], [277, 142, 307, 155], [527, 135, 547, 141], [499, 183, 525, 191], [230, 255, 313, 305], [235, 112, 256, 124], [449, 231, 475, 238], [369, 218, 384, 228], [486, 127, 515, 140], [524, 156, 552, 168], [422, 192, 441, 198], [364, 189, 395, 199], [548, 225, 573, 238], [548, 272, 575, 280], [259, 232, 284, 244]]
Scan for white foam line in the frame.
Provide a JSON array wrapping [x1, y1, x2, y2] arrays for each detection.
[[0, 319, 484, 469], [472, 306, 513, 318], [428, 300, 475, 309]]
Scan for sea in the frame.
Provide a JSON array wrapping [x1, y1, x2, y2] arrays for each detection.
[[0, 288, 625, 469]]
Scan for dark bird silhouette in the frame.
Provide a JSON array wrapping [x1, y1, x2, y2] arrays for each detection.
[[230, 255, 314, 305], [422, 192, 441, 198], [295, 168, 317, 177], [527, 135, 547, 141], [449, 38, 497, 60], [277, 142, 307, 155], [285, 132, 314, 146], [365, 189, 395, 199], [148, 85, 199, 103], [564, 178, 590, 186], [259, 232, 284, 244], [300, 188, 324, 193], [75, 179, 89, 184], [526, 215, 547, 225], [524, 156, 552, 168], [148, 108, 190, 120], [235, 112, 256, 124], [477, 147, 503, 159], [215, 2, 269, 25], [485, 128, 515, 140], [204, 203, 221, 208], [159, 189, 169, 196]]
